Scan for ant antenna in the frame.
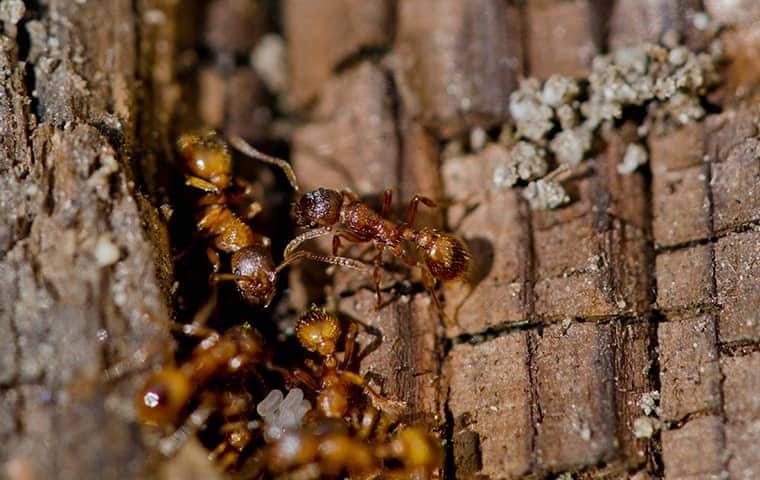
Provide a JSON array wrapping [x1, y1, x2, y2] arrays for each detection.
[[229, 135, 301, 193]]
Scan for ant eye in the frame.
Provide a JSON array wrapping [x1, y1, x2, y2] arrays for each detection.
[[135, 368, 191, 426]]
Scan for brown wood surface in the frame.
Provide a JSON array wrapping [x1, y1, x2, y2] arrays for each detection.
[[1, 1, 758, 479]]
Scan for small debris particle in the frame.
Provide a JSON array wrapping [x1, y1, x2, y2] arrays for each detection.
[[541, 74, 579, 107], [693, 12, 710, 30], [87, 154, 119, 200], [469, 127, 487, 152], [509, 78, 554, 142], [0, 0, 25, 26], [523, 177, 570, 210], [143, 8, 166, 25], [94, 235, 120, 267], [550, 127, 591, 165], [638, 390, 661, 416], [251, 34, 287, 94], [632, 416, 658, 438], [492, 141, 547, 188], [618, 143, 649, 174], [159, 203, 174, 221]]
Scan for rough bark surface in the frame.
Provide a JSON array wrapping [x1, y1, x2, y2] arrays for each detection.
[[1, 1, 759, 479]]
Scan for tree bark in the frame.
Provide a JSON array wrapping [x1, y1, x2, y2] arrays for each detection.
[[2, 1, 759, 479]]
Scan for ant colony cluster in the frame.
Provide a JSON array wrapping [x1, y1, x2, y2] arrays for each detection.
[[126, 131, 463, 478]]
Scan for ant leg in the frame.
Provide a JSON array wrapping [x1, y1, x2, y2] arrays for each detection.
[[342, 322, 359, 369], [341, 188, 360, 202], [99, 337, 171, 383], [288, 367, 321, 391], [392, 244, 419, 268], [228, 135, 301, 192], [372, 244, 386, 308], [420, 267, 457, 327], [206, 247, 222, 273], [284, 226, 333, 258], [332, 234, 343, 256], [354, 405, 380, 440], [242, 201, 263, 221], [158, 402, 214, 457], [276, 250, 370, 273], [185, 175, 221, 194], [406, 195, 437, 225], [341, 371, 405, 416], [381, 188, 393, 218]]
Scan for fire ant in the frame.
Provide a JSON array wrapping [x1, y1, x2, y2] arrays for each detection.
[[229, 136, 471, 316], [265, 419, 443, 479], [291, 305, 404, 422], [128, 299, 273, 456], [176, 131, 368, 308]]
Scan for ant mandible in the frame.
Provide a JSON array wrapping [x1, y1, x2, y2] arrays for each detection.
[[229, 136, 471, 315], [176, 131, 368, 308]]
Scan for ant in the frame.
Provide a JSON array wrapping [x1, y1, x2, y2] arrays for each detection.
[[206, 388, 266, 473], [129, 298, 272, 456], [265, 419, 442, 479], [291, 305, 404, 422], [229, 136, 471, 316], [176, 131, 368, 308]]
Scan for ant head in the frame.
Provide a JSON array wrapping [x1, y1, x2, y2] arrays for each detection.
[[177, 131, 232, 190], [135, 367, 192, 426], [415, 228, 471, 281], [292, 188, 342, 228], [385, 426, 443, 470], [295, 306, 341, 357], [231, 245, 277, 308]]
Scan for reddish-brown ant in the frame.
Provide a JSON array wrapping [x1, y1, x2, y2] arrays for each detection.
[[229, 136, 471, 315], [135, 321, 266, 426], [265, 418, 442, 479], [125, 297, 273, 457], [292, 306, 403, 422], [177, 131, 368, 308]]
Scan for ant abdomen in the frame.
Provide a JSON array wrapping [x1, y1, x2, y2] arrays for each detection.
[[136, 368, 192, 427], [230, 245, 277, 308], [416, 229, 470, 281]]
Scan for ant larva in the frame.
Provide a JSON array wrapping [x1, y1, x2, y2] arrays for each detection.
[[176, 131, 368, 308], [229, 136, 471, 316]]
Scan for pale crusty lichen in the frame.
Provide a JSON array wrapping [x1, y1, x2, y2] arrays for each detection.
[[492, 141, 548, 188], [522, 175, 570, 210], [448, 16, 722, 210]]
